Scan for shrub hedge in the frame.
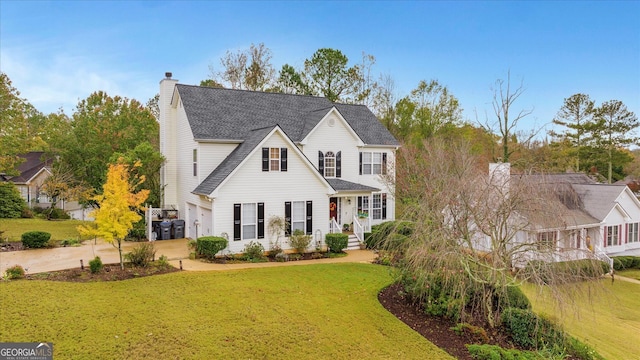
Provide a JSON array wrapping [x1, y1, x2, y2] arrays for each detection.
[[366, 220, 414, 249], [501, 308, 564, 350], [612, 256, 640, 271], [21, 231, 51, 248], [196, 236, 228, 260], [325, 233, 348, 253], [523, 259, 609, 284]]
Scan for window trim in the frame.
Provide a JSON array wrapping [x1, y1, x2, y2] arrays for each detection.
[[324, 151, 336, 178], [606, 225, 621, 246], [359, 151, 387, 175], [233, 202, 265, 241], [537, 231, 557, 251], [628, 223, 639, 243]]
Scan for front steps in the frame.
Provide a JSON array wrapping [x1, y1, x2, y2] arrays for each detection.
[[346, 234, 361, 250]]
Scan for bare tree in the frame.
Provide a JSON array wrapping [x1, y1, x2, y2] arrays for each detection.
[[206, 43, 275, 91], [384, 139, 608, 328], [487, 71, 534, 163]]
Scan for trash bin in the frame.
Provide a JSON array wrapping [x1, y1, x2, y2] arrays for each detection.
[[172, 219, 185, 239], [152, 221, 162, 240], [159, 221, 172, 240]]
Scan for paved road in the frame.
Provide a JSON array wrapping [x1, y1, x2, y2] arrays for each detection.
[[0, 239, 377, 274]]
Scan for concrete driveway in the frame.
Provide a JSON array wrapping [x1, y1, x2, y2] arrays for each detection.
[[0, 239, 377, 274], [0, 239, 189, 274]]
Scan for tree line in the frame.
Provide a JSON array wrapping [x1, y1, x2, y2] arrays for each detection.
[[0, 44, 638, 214]]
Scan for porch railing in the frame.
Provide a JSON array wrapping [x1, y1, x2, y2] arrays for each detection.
[[329, 218, 341, 234], [594, 245, 614, 273], [353, 216, 364, 243]]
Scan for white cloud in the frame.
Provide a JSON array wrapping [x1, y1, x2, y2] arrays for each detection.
[[1, 46, 147, 114]]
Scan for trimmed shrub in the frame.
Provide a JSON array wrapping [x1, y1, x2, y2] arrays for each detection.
[[89, 256, 103, 274], [243, 241, 266, 262], [613, 256, 640, 271], [125, 243, 156, 267], [196, 236, 228, 260], [501, 308, 564, 350], [325, 233, 348, 253], [288, 229, 311, 254], [46, 207, 70, 220], [497, 286, 531, 312], [5, 265, 25, 280], [0, 183, 26, 218], [21, 231, 51, 248]]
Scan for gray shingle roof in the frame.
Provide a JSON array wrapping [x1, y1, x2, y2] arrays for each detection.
[[175, 84, 399, 146], [572, 184, 627, 220], [192, 126, 274, 195], [326, 178, 380, 192]]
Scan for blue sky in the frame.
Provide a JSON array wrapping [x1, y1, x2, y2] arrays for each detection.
[[1, 1, 638, 136]]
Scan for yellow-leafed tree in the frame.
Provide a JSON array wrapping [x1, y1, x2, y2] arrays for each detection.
[[78, 160, 149, 270]]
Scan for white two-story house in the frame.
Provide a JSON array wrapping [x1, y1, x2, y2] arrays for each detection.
[[158, 73, 399, 252]]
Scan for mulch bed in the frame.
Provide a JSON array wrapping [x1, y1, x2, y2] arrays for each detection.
[[25, 263, 180, 282], [379, 283, 517, 360], [0, 241, 24, 252]]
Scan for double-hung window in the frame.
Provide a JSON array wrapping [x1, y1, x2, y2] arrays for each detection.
[[193, 149, 197, 176], [606, 225, 620, 246], [359, 152, 387, 175], [262, 147, 288, 172], [285, 201, 313, 236], [233, 203, 264, 241], [628, 223, 639, 243]]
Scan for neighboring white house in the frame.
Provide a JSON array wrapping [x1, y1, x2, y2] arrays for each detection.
[[158, 73, 399, 252], [476, 163, 640, 268]]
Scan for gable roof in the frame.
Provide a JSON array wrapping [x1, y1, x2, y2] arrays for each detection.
[[326, 178, 380, 193], [0, 152, 52, 184], [572, 184, 629, 220], [175, 84, 399, 146], [193, 125, 333, 197]]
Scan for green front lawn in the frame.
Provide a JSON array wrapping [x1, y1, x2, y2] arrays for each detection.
[[618, 269, 640, 281], [0, 218, 93, 242], [523, 279, 640, 360], [0, 263, 453, 359]]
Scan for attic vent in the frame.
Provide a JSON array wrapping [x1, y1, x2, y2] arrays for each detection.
[[327, 117, 336, 127]]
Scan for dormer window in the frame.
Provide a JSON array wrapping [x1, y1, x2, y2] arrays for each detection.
[[318, 151, 341, 178]]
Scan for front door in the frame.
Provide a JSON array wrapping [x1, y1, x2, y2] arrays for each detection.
[[329, 197, 338, 221]]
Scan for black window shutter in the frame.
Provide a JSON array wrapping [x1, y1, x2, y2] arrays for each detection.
[[318, 151, 324, 174], [284, 201, 292, 236], [359, 152, 363, 175], [233, 204, 241, 241], [336, 151, 342, 178], [280, 148, 287, 172], [357, 196, 362, 213], [262, 148, 269, 171], [306, 201, 313, 235], [382, 193, 387, 220], [382, 153, 387, 175], [257, 202, 265, 239]]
